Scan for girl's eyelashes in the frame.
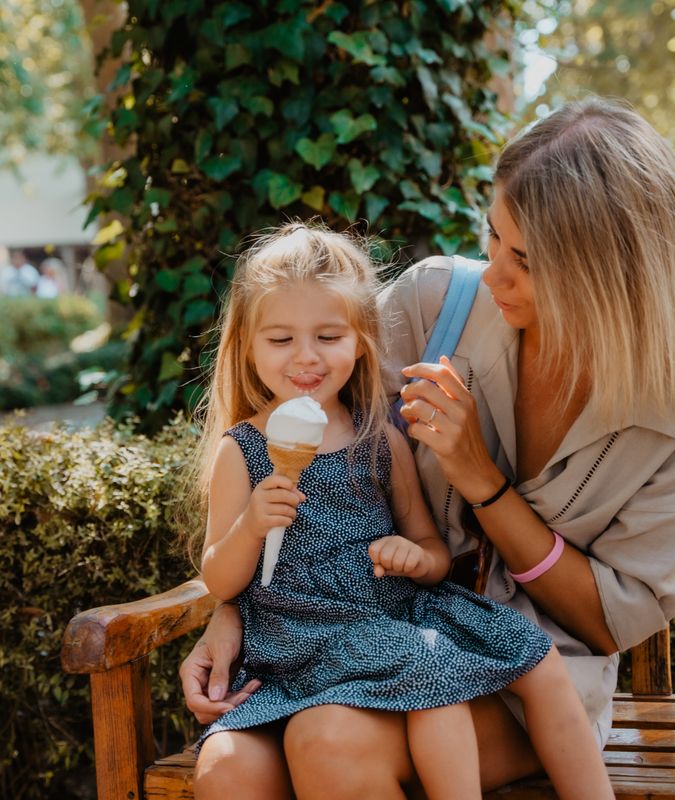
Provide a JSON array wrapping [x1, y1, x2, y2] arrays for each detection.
[[514, 257, 530, 273], [266, 335, 343, 344]]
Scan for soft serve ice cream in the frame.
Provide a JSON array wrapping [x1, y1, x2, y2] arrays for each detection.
[[261, 397, 328, 586]]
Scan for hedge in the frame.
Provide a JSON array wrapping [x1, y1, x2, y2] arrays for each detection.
[[0, 417, 198, 800]]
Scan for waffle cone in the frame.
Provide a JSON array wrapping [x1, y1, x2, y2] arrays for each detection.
[[267, 441, 318, 483]]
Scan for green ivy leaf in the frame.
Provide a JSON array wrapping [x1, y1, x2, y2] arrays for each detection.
[[329, 110, 377, 144], [158, 353, 184, 382], [207, 97, 238, 130], [371, 66, 405, 86], [348, 158, 380, 194], [329, 190, 360, 222], [327, 31, 386, 66], [295, 134, 336, 170], [145, 188, 171, 208], [398, 199, 445, 225], [154, 217, 178, 233], [225, 43, 252, 71], [364, 192, 389, 222], [301, 185, 325, 211], [94, 240, 125, 270], [201, 155, 242, 181], [268, 60, 300, 87], [268, 173, 302, 209], [155, 270, 181, 292], [183, 300, 215, 326], [183, 273, 212, 298], [240, 95, 274, 117]]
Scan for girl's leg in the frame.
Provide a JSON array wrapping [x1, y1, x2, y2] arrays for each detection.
[[407, 702, 481, 800], [284, 704, 414, 799], [508, 646, 614, 800], [194, 723, 292, 800]]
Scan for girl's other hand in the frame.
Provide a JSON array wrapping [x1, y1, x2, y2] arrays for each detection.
[[244, 475, 306, 539], [368, 535, 430, 579]]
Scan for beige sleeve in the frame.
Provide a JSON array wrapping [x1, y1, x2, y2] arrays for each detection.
[[377, 257, 454, 403], [589, 449, 675, 651]]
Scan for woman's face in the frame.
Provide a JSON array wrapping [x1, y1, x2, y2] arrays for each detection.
[[482, 185, 538, 331]]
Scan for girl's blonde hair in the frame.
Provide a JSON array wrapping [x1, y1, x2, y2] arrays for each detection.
[[193, 221, 390, 516], [495, 97, 675, 424]]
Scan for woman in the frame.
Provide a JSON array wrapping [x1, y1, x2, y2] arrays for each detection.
[[182, 98, 675, 797]]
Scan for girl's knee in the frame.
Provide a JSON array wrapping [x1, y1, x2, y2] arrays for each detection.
[[195, 728, 288, 799], [285, 706, 361, 765]]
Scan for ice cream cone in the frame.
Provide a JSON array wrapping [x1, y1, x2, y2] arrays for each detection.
[[261, 398, 327, 587], [267, 441, 319, 482]]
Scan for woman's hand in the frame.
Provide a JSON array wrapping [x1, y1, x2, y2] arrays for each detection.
[[368, 535, 431, 579], [179, 603, 261, 724], [400, 355, 504, 503]]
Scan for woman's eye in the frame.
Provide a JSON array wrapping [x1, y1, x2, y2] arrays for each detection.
[[514, 257, 529, 273]]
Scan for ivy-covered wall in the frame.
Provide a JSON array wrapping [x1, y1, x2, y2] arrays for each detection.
[[88, 0, 519, 429]]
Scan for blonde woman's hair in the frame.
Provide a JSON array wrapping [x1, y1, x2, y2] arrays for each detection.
[[190, 221, 390, 534], [495, 97, 675, 424]]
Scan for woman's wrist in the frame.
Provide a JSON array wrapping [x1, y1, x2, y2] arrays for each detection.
[[458, 467, 509, 509]]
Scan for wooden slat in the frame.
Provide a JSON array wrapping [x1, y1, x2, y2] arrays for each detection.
[[145, 764, 195, 800], [606, 727, 675, 753], [604, 751, 675, 768], [614, 700, 675, 729], [62, 579, 217, 673], [91, 658, 154, 800]]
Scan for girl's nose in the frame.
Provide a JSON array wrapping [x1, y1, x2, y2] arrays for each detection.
[[293, 338, 319, 364]]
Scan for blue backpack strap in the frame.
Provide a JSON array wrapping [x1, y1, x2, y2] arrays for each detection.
[[390, 256, 483, 433], [422, 255, 483, 363]]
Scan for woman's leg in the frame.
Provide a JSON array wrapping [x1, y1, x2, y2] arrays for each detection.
[[284, 700, 543, 799], [194, 723, 292, 800], [407, 703, 481, 800], [284, 705, 415, 799], [508, 647, 614, 800]]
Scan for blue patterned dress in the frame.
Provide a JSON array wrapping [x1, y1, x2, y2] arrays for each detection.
[[200, 420, 551, 743]]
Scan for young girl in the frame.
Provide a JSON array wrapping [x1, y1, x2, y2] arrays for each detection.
[[194, 222, 613, 800]]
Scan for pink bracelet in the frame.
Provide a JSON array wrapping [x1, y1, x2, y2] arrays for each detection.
[[509, 532, 565, 584]]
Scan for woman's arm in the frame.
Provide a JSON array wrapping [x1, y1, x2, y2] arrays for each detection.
[[368, 425, 451, 586], [400, 357, 619, 655], [201, 435, 303, 600]]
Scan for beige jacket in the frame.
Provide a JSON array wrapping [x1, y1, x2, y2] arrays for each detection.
[[379, 257, 675, 742]]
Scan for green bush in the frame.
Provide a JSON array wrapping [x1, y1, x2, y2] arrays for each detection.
[[0, 340, 129, 411], [87, 0, 520, 430], [0, 295, 104, 362], [0, 417, 199, 800]]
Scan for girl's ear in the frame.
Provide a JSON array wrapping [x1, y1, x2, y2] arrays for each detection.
[[355, 340, 365, 359]]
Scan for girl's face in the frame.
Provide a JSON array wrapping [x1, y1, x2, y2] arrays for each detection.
[[250, 282, 361, 414], [482, 185, 538, 332]]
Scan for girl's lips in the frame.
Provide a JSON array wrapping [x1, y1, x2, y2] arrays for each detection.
[[289, 373, 324, 392]]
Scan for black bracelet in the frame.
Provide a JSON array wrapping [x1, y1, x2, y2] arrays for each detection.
[[470, 476, 512, 509]]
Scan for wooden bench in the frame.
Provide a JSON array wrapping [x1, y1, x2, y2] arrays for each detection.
[[61, 579, 675, 800]]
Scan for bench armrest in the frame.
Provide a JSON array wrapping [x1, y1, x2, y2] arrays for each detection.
[[61, 578, 218, 674]]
